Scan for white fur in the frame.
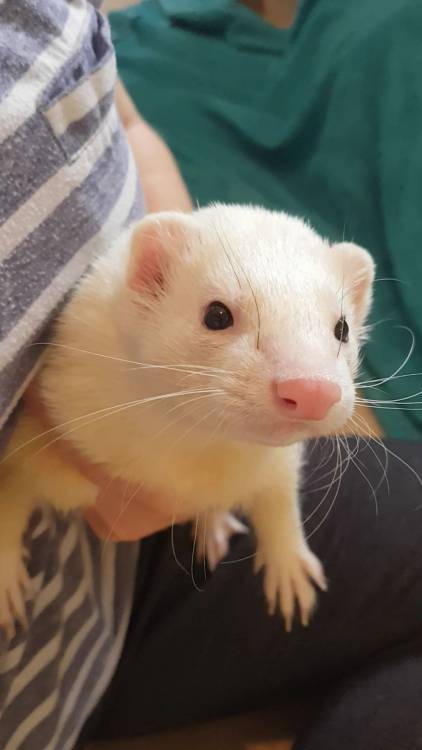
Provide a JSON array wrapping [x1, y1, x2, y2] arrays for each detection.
[[0, 204, 375, 633]]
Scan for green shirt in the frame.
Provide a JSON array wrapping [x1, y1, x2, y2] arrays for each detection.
[[111, 0, 422, 439]]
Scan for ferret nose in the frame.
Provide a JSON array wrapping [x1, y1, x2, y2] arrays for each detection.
[[274, 378, 342, 421]]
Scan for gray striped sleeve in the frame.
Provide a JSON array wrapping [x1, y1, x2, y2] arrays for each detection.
[[0, 511, 139, 750], [0, 1, 145, 747], [0, 0, 144, 436], [0, 1, 69, 102]]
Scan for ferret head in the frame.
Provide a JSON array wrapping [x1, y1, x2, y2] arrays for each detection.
[[117, 205, 374, 447]]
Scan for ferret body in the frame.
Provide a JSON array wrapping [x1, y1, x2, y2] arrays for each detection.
[[0, 204, 375, 633]]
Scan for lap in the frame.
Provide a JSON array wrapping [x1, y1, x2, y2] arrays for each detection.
[[85, 438, 422, 741]]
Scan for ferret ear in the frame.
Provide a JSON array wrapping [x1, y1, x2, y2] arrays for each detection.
[[127, 213, 195, 295], [335, 242, 375, 326]]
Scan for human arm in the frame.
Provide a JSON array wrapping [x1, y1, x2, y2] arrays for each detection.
[[115, 78, 192, 214]]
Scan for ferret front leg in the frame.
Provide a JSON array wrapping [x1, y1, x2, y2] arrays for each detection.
[[0, 462, 97, 638], [247, 463, 327, 630], [194, 510, 248, 570], [0, 412, 98, 638], [0, 487, 35, 638], [250, 492, 326, 629]]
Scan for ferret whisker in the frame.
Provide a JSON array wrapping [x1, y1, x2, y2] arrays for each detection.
[[352, 424, 387, 501], [213, 261, 255, 324], [349, 414, 390, 496], [163, 392, 224, 419], [354, 403, 422, 411], [122, 399, 225, 580], [125, 366, 229, 382], [214, 225, 243, 291], [101, 478, 149, 550], [183, 405, 233, 576], [190, 516, 203, 593], [106, 396, 224, 538], [356, 389, 422, 404], [148, 393, 224, 446], [304, 465, 342, 495], [304, 437, 337, 486], [107, 398, 227, 582], [221, 551, 256, 565], [32, 342, 234, 375], [171, 516, 191, 579], [2, 399, 149, 462], [100, 477, 134, 555], [355, 327, 415, 390], [11, 389, 222, 463], [374, 276, 406, 285], [167, 403, 232, 583], [340, 432, 380, 515], [312, 435, 356, 515], [304, 438, 343, 525], [328, 435, 357, 488], [305, 447, 354, 496], [76, 394, 226, 545], [357, 371, 422, 388], [200, 403, 231, 447], [306, 437, 321, 463], [352, 414, 390, 494], [5, 387, 224, 462], [184, 403, 236, 573], [218, 225, 262, 349], [304, 439, 350, 491], [367, 427, 422, 494], [305, 440, 342, 534], [336, 254, 346, 358], [202, 512, 208, 585], [306, 438, 346, 540], [162, 404, 223, 461]]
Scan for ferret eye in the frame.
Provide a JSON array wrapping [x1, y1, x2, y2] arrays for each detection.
[[204, 301, 233, 331], [334, 316, 349, 343]]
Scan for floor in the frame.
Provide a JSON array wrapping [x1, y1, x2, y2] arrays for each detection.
[[85, 707, 294, 750]]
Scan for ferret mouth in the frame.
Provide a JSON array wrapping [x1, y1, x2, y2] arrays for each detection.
[[238, 409, 350, 447]]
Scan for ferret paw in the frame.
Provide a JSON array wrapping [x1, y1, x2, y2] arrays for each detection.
[[194, 511, 248, 571], [255, 543, 327, 631], [0, 548, 31, 640]]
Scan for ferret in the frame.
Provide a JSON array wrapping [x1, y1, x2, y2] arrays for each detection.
[[0, 204, 374, 635]]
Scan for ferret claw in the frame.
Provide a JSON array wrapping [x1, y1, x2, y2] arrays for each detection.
[[194, 511, 248, 570], [0, 549, 31, 640], [257, 543, 326, 631]]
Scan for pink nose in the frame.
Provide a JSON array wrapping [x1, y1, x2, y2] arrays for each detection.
[[274, 378, 341, 421]]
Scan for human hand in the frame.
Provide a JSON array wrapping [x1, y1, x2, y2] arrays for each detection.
[[84, 476, 182, 542]]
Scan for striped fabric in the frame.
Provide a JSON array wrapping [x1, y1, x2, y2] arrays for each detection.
[[0, 1, 142, 747]]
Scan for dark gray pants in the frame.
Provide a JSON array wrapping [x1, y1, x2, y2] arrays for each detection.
[[84, 439, 422, 749]]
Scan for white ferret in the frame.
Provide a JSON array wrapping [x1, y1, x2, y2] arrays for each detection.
[[0, 204, 374, 634]]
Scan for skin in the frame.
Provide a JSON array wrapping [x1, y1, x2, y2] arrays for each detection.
[[241, 0, 298, 29]]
